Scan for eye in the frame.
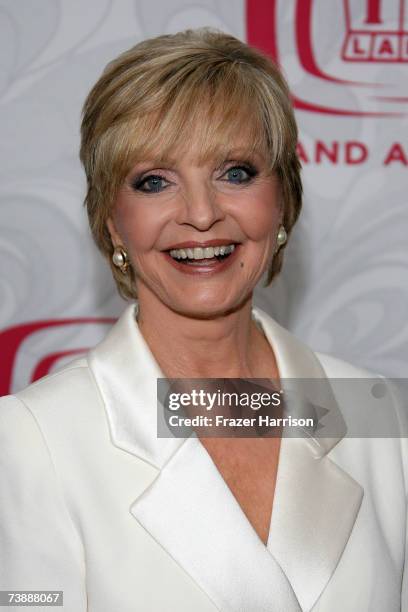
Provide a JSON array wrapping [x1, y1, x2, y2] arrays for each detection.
[[132, 174, 170, 193], [222, 164, 258, 185]]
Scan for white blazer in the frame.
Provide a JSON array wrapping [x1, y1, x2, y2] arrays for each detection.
[[0, 302, 407, 612]]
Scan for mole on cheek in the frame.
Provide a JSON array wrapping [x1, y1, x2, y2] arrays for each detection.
[[240, 261, 244, 268]]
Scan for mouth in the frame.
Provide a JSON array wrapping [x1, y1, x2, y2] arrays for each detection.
[[166, 243, 239, 265], [162, 242, 241, 274]]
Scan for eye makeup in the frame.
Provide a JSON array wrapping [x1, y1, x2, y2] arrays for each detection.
[[128, 158, 261, 194], [219, 160, 259, 179], [130, 171, 171, 193]]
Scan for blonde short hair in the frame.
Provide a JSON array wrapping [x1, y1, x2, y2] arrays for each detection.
[[80, 27, 302, 300]]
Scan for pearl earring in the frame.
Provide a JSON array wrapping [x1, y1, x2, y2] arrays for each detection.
[[276, 225, 287, 249], [112, 246, 129, 273]]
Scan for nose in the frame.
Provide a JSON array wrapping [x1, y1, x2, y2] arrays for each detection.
[[176, 182, 225, 230]]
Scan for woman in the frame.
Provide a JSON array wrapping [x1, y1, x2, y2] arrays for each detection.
[[0, 28, 407, 612]]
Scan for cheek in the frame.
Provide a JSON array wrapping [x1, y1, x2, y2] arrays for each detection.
[[236, 187, 281, 241], [113, 195, 168, 253]]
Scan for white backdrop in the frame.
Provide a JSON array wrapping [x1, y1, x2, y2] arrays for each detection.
[[1, 0, 407, 395]]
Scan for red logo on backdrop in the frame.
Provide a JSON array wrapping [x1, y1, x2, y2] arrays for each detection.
[[246, 0, 408, 116], [342, 0, 408, 62], [0, 317, 115, 396]]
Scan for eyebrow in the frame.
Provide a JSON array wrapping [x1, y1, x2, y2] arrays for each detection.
[[137, 156, 177, 166], [130, 148, 262, 171], [215, 148, 263, 163]]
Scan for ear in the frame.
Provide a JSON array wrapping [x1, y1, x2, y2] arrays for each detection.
[[106, 216, 122, 247]]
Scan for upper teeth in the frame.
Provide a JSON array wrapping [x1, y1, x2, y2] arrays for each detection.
[[169, 244, 236, 260]]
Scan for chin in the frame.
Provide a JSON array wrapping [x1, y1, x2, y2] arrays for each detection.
[[169, 293, 249, 320]]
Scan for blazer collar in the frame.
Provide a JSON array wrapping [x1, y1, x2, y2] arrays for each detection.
[[88, 302, 363, 611], [88, 301, 346, 465]]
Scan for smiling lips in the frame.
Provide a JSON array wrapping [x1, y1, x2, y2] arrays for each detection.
[[163, 242, 241, 275], [170, 244, 236, 261], [165, 238, 240, 250]]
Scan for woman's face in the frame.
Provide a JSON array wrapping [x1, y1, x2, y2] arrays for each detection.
[[107, 138, 283, 318]]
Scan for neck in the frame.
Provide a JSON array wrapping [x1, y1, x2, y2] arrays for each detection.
[[135, 285, 275, 379]]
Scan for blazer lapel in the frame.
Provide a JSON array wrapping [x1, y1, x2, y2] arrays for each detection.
[[131, 434, 301, 612], [88, 302, 363, 612], [252, 307, 364, 611]]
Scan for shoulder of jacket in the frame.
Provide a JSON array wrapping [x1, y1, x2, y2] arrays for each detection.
[[16, 355, 94, 398], [314, 350, 382, 379], [0, 355, 102, 426], [315, 351, 408, 476], [0, 354, 109, 473]]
